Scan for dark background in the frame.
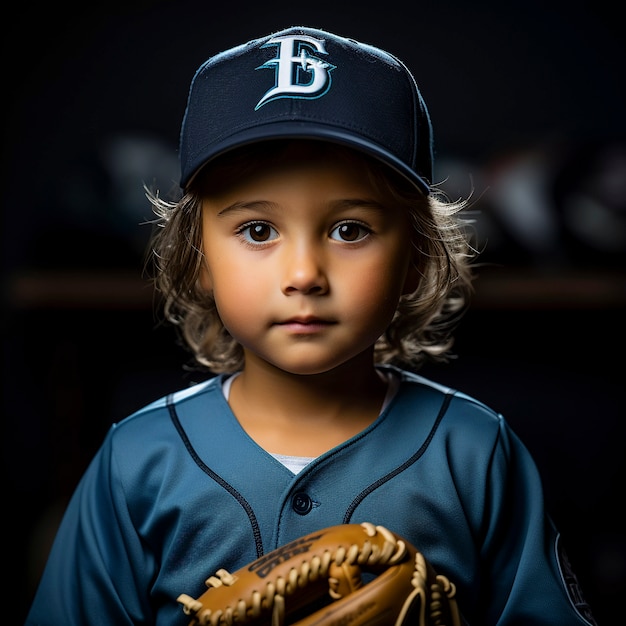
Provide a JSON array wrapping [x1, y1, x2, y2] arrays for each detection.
[[3, 1, 625, 624]]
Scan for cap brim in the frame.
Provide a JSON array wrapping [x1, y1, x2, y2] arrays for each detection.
[[183, 121, 431, 195]]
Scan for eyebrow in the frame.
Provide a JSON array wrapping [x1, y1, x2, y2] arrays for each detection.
[[215, 198, 386, 218], [216, 201, 276, 218]]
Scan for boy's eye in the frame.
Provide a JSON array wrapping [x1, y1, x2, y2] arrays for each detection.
[[330, 221, 371, 242], [237, 222, 278, 243]]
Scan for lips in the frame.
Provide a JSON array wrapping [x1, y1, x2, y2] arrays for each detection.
[[279, 316, 329, 325], [276, 317, 335, 332]]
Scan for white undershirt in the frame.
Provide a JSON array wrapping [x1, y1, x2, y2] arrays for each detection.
[[222, 370, 399, 474]]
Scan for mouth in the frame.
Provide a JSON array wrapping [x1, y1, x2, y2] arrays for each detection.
[[275, 317, 336, 333]]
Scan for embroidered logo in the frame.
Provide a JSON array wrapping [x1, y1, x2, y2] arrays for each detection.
[[556, 534, 598, 625], [255, 34, 336, 110], [249, 533, 324, 578]]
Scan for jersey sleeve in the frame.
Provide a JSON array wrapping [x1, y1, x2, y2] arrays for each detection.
[[475, 414, 596, 625], [24, 425, 160, 625]]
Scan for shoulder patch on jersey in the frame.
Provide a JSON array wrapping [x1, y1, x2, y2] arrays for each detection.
[[556, 534, 598, 625]]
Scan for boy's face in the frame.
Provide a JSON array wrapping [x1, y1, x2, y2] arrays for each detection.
[[199, 142, 417, 375]]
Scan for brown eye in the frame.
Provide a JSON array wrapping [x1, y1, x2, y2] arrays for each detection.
[[238, 222, 278, 244], [249, 224, 271, 241], [331, 221, 370, 242]]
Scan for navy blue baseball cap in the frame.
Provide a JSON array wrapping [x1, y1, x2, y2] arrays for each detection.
[[179, 26, 433, 194]]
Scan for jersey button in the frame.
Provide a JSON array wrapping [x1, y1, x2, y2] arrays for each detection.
[[292, 492, 312, 515]]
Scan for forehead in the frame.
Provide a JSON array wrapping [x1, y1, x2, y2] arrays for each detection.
[[193, 139, 404, 196], [206, 148, 391, 212]]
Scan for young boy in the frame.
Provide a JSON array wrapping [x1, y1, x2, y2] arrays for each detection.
[[25, 26, 597, 625]]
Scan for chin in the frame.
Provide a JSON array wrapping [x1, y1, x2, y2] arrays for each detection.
[[270, 356, 365, 377]]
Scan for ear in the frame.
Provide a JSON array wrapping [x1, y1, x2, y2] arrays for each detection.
[[198, 263, 213, 293], [402, 263, 421, 295]]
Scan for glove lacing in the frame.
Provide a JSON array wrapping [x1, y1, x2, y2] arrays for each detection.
[[179, 522, 408, 626]]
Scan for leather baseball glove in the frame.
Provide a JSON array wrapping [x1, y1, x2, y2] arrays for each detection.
[[177, 522, 462, 626]]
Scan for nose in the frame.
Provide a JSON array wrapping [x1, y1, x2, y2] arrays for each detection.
[[280, 241, 329, 296]]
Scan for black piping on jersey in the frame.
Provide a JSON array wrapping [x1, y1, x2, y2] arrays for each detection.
[[166, 394, 265, 558], [343, 390, 455, 524]]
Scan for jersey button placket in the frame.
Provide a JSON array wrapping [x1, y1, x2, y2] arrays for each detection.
[[291, 492, 313, 515]]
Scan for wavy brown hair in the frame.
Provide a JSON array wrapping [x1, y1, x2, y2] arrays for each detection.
[[146, 140, 476, 374]]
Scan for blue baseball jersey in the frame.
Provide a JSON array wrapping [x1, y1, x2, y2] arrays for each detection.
[[25, 367, 596, 625]]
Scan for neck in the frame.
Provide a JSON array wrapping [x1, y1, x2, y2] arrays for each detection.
[[237, 351, 384, 415], [226, 352, 389, 456]]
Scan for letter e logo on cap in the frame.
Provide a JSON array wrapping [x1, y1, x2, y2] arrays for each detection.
[[255, 34, 336, 109]]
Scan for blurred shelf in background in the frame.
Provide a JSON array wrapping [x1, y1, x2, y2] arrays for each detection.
[[7, 267, 626, 311]]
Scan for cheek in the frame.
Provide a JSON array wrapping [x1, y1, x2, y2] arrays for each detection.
[[341, 255, 409, 318], [209, 258, 269, 325]]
